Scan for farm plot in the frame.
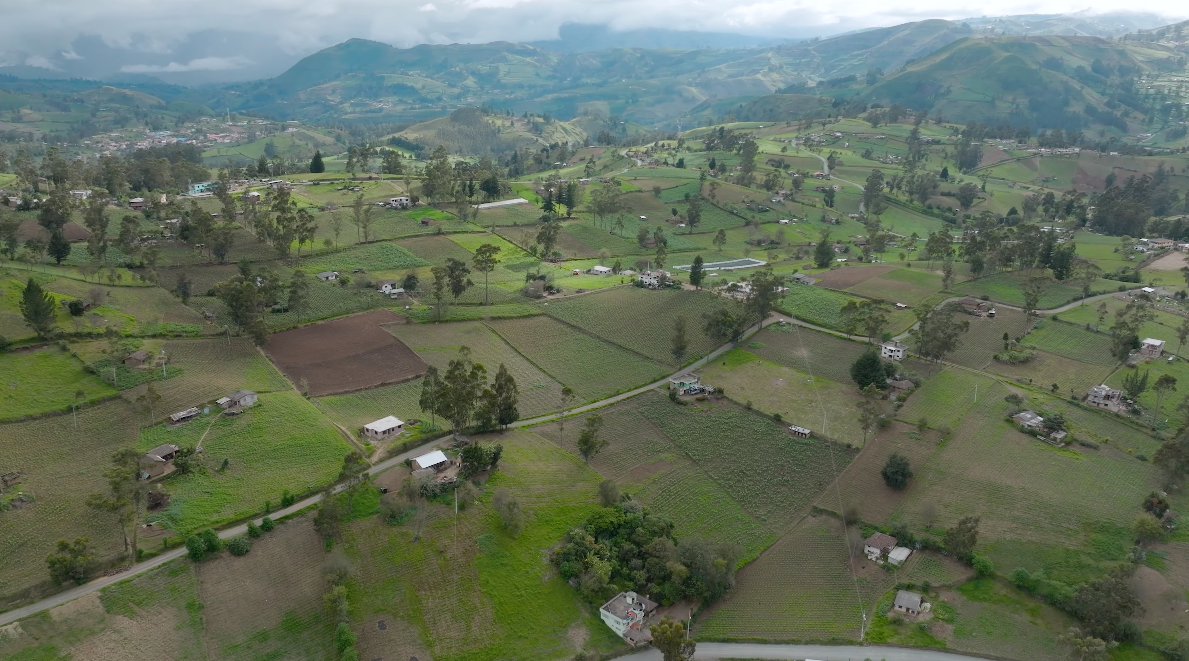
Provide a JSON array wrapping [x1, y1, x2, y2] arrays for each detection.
[[397, 234, 475, 264], [848, 268, 945, 307], [695, 515, 864, 640], [1025, 320, 1116, 366], [0, 400, 142, 599], [138, 391, 351, 533], [367, 207, 472, 240], [265, 309, 427, 396], [701, 351, 867, 445], [778, 285, 861, 330], [953, 272, 1108, 309], [533, 398, 678, 480], [316, 378, 441, 432], [637, 393, 852, 530], [0, 346, 118, 421], [540, 287, 723, 364], [485, 315, 668, 402], [946, 308, 1032, 370], [45, 278, 209, 331], [384, 320, 564, 417], [297, 242, 428, 273], [988, 351, 1112, 398], [811, 264, 898, 290], [896, 368, 1002, 432], [745, 325, 944, 384]]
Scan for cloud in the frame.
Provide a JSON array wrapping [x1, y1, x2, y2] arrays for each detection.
[[24, 55, 60, 70], [419, 3, 437, 11], [120, 56, 251, 73], [60, 50, 83, 60]]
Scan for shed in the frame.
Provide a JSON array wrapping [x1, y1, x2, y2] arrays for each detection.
[[590, 265, 613, 275], [316, 271, 339, 282], [788, 425, 811, 438], [124, 349, 151, 367], [363, 416, 404, 440], [217, 389, 257, 410], [141, 443, 180, 479], [129, 197, 146, 210], [413, 450, 449, 471], [375, 279, 400, 293], [169, 407, 200, 424], [893, 590, 923, 615], [887, 546, 912, 566]]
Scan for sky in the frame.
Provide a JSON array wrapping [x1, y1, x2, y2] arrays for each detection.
[[1, 0, 1187, 83]]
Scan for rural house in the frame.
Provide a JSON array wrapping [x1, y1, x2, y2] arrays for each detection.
[[1140, 338, 1166, 358], [886, 378, 914, 398], [880, 341, 907, 361], [217, 390, 258, 410], [375, 279, 401, 294], [888, 546, 913, 566], [413, 450, 450, 472], [790, 273, 815, 285], [141, 444, 180, 480], [788, 424, 811, 438], [69, 189, 91, 200], [598, 591, 658, 644], [124, 349, 151, 367], [316, 271, 339, 282], [169, 407, 200, 424], [1012, 410, 1044, 430], [388, 195, 410, 208], [958, 297, 995, 317], [669, 374, 701, 395], [589, 265, 613, 275], [864, 532, 897, 561], [129, 197, 146, 210], [638, 271, 667, 289], [363, 416, 404, 440], [1086, 384, 1124, 411], [893, 590, 924, 616]]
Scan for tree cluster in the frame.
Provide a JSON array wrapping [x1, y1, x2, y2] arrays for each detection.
[[419, 349, 519, 433]]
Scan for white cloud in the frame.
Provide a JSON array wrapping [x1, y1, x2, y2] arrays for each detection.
[[120, 56, 251, 73], [60, 49, 83, 60], [24, 55, 60, 70], [419, 3, 437, 11]]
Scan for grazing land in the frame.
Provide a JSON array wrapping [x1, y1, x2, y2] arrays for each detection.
[[265, 309, 428, 396], [0, 346, 118, 421]]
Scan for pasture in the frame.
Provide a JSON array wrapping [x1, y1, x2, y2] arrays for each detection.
[[778, 285, 861, 330], [316, 378, 441, 432], [0, 346, 118, 421], [945, 308, 1032, 370], [952, 272, 1109, 309]]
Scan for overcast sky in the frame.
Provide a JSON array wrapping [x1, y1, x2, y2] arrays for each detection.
[[2, 0, 1187, 81]]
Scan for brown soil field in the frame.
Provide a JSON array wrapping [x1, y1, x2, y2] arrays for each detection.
[[812, 263, 897, 289], [978, 148, 1011, 168], [15, 219, 91, 242], [1146, 251, 1188, 271], [264, 309, 427, 396]]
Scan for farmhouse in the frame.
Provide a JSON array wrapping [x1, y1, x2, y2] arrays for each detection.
[[129, 197, 146, 210], [790, 273, 815, 285], [893, 590, 924, 616], [669, 373, 701, 395], [69, 189, 91, 200], [1087, 384, 1124, 411], [957, 297, 994, 317], [124, 349, 151, 367], [388, 195, 411, 208], [413, 450, 450, 472], [316, 271, 339, 282], [888, 546, 913, 566], [638, 271, 668, 289], [217, 390, 258, 410], [363, 416, 404, 440], [1013, 410, 1044, 430], [864, 532, 897, 561], [169, 407, 200, 424], [886, 378, 914, 398], [141, 444, 180, 480], [1140, 338, 1166, 358], [598, 591, 657, 644], [880, 341, 907, 361], [590, 265, 613, 275], [376, 279, 401, 294]]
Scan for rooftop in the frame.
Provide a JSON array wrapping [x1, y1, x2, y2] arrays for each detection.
[[144, 443, 179, 462], [414, 450, 449, 470], [865, 532, 897, 550], [600, 591, 657, 621], [894, 590, 923, 611], [365, 416, 404, 432]]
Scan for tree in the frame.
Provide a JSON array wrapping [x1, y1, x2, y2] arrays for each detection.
[[382, 149, 403, 175], [441, 348, 486, 433], [956, 182, 979, 209], [313, 494, 348, 541], [1067, 567, 1141, 639], [287, 270, 310, 314], [472, 243, 501, 305], [1058, 628, 1117, 661], [492, 488, 525, 537], [47, 230, 71, 265], [655, 241, 667, 270], [650, 617, 695, 661], [175, 272, 193, 305], [912, 303, 970, 361], [814, 231, 833, 268], [19, 277, 55, 338], [944, 515, 979, 560], [429, 265, 448, 320], [881, 453, 913, 489], [1072, 259, 1103, 304], [422, 146, 454, 203], [46, 538, 92, 585], [576, 414, 607, 462], [712, 229, 727, 252], [1133, 512, 1167, 545], [823, 187, 835, 207], [1121, 369, 1150, 401], [535, 221, 560, 259], [856, 397, 882, 445], [850, 349, 887, 390], [598, 479, 620, 506], [1022, 277, 1048, 318], [688, 255, 705, 290], [671, 316, 689, 362], [85, 449, 146, 560], [309, 150, 325, 173], [338, 450, 370, 512], [1153, 374, 1177, 421], [685, 195, 702, 233], [1153, 432, 1189, 481], [444, 257, 474, 304], [489, 363, 519, 429], [703, 304, 748, 344]]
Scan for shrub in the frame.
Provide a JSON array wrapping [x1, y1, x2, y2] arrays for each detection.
[[200, 529, 222, 553], [227, 536, 251, 556], [247, 521, 262, 538], [261, 516, 275, 532], [185, 535, 205, 562], [335, 622, 357, 653], [280, 490, 296, 507], [972, 553, 995, 577], [881, 453, 913, 490]]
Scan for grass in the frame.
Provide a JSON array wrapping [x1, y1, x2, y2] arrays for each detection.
[[539, 287, 723, 365], [778, 285, 862, 329], [138, 392, 352, 533], [848, 268, 945, 306], [0, 347, 118, 421], [317, 378, 444, 432], [297, 242, 428, 273], [946, 308, 1032, 370], [1026, 319, 1117, 366], [486, 315, 670, 402], [952, 272, 1111, 309]]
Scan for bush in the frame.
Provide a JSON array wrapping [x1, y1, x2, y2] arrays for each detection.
[[881, 453, 913, 490], [280, 490, 296, 507], [335, 622, 357, 654], [227, 536, 251, 556], [261, 516, 275, 532], [972, 553, 994, 577], [200, 529, 222, 553], [247, 521, 262, 538], [185, 535, 205, 562]]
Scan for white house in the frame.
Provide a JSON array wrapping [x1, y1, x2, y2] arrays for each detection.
[[880, 341, 907, 361], [388, 196, 411, 208], [1141, 338, 1166, 358], [638, 271, 666, 289], [376, 279, 401, 294], [598, 591, 657, 642], [413, 450, 450, 471], [864, 532, 897, 561], [590, 265, 613, 275], [887, 546, 913, 566], [1012, 410, 1044, 430], [69, 189, 91, 200], [316, 271, 339, 282], [778, 219, 791, 224], [216, 389, 258, 410], [363, 416, 404, 440]]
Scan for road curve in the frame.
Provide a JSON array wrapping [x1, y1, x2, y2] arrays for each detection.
[[621, 642, 996, 661]]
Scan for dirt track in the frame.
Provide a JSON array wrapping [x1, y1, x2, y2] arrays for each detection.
[[264, 309, 427, 396]]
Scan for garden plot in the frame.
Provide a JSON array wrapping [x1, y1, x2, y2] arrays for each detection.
[[896, 368, 1001, 433], [946, 308, 1032, 370], [952, 272, 1109, 309], [486, 315, 668, 402], [297, 242, 428, 273], [385, 320, 565, 417], [987, 350, 1112, 398], [540, 286, 722, 365], [138, 391, 351, 533], [778, 285, 862, 330], [847, 268, 945, 307], [266, 309, 427, 396]]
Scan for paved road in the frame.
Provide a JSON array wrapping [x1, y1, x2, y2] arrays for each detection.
[[0, 315, 778, 627], [621, 643, 995, 661]]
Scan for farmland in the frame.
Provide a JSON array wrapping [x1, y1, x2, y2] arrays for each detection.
[[778, 285, 861, 329], [952, 272, 1110, 309], [0, 346, 118, 420]]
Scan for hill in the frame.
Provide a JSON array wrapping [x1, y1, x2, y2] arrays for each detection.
[[772, 19, 974, 80]]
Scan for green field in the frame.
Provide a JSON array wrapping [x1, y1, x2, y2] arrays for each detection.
[[953, 272, 1111, 309], [1025, 319, 1116, 365], [0, 347, 118, 420], [778, 285, 862, 329], [138, 392, 352, 533]]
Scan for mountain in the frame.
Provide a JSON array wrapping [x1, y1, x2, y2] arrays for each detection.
[[527, 23, 790, 53], [862, 35, 1183, 131], [1123, 19, 1189, 48], [770, 19, 973, 80], [961, 11, 1177, 38]]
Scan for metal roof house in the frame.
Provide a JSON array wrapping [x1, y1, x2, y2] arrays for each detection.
[[413, 450, 450, 471], [216, 390, 257, 410], [363, 416, 404, 440], [864, 533, 897, 560], [1012, 410, 1044, 430], [893, 590, 923, 615]]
